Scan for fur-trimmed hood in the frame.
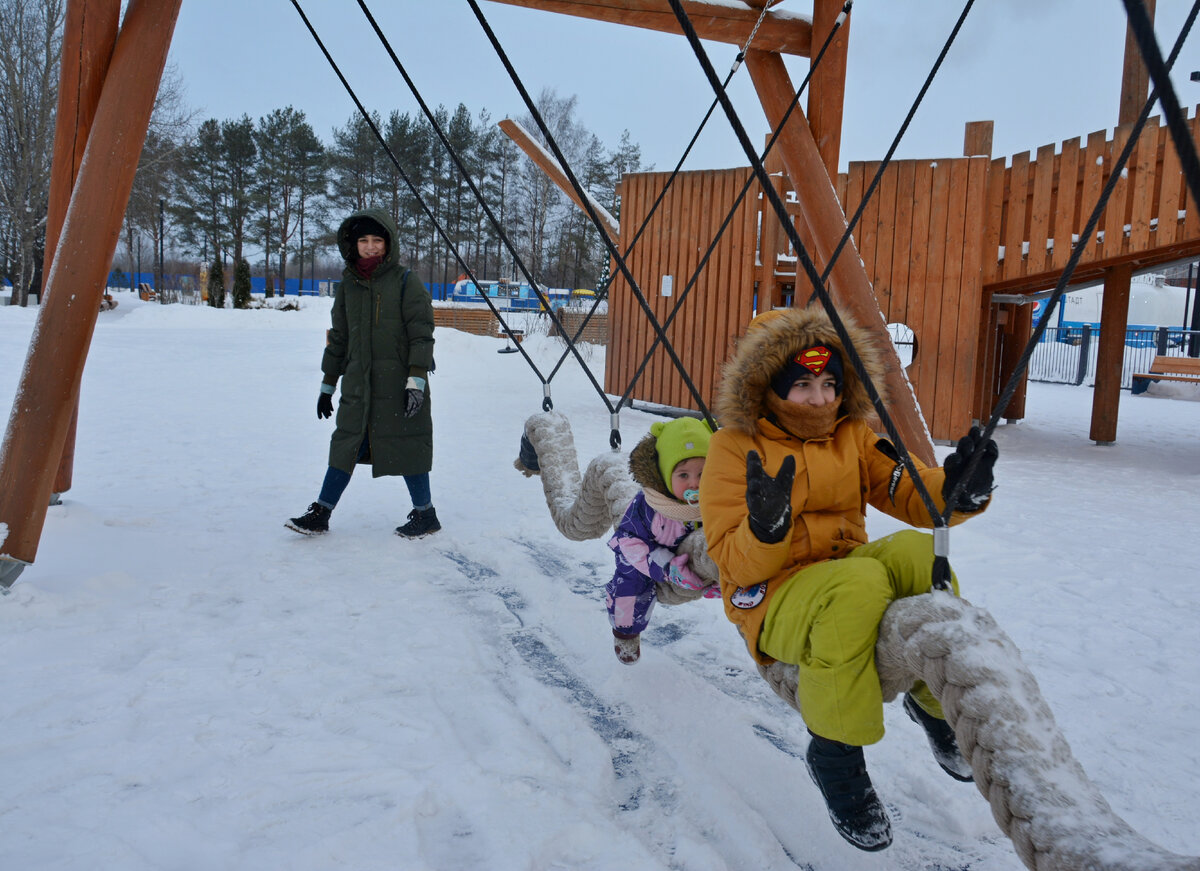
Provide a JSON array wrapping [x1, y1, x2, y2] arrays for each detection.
[[714, 305, 887, 435], [628, 431, 671, 496]]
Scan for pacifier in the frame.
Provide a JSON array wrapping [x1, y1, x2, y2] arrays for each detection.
[[683, 488, 700, 505]]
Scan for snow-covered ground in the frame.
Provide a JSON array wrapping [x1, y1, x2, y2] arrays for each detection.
[[1, 290, 1197, 870]]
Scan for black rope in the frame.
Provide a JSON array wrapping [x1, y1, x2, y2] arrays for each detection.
[[1121, 0, 1200, 212], [813, 1, 977, 296], [544, 0, 777, 391], [544, 12, 772, 398], [351, 0, 613, 416], [617, 4, 851, 427], [468, 0, 717, 447], [288, 0, 552, 392], [941, 0, 1200, 526], [668, 0, 956, 532]]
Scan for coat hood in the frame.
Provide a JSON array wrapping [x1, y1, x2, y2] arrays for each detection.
[[714, 305, 887, 435], [628, 431, 671, 497], [337, 207, 401, 269]]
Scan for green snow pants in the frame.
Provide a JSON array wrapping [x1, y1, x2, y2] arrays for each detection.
[[757, 529, 958, 747]]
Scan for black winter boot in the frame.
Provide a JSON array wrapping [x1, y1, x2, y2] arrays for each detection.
[[904, 693, 974, 782], [395, 506, 441, 538], [805, 733, 893, 852], [287, 502, 330, 535]]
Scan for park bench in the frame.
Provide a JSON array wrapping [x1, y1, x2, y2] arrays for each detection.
[[1130, 355, 1200, 394], [137, 282, 156, 302]]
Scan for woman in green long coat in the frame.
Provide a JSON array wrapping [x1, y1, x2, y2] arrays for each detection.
[[287, 207, 439, 538]]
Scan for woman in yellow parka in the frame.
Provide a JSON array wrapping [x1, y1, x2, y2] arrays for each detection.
[[699, 304, 997, 853]]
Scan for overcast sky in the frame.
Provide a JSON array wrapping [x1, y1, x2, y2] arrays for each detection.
[[166, 1, 1200, 173]]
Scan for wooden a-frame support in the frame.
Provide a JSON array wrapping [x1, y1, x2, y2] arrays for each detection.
[[489, 0, 937, 464], [0, 0, 183, 586]]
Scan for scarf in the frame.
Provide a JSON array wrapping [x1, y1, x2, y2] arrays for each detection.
[[763, 391, 840, 441], [355, 255, 384, 279], [642, 486, 703, 523]]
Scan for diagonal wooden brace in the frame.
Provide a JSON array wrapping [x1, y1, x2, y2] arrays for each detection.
[[745, 48, 936, 466]]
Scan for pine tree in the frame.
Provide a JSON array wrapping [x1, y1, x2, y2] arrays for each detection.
[[232, 257, 252, 309], [206, 257, 225, 308]]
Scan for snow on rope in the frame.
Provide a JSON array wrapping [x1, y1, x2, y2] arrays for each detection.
[[515, 411, 1199, 871]]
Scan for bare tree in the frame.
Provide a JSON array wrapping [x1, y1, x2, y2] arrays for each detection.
[[0, 0, 64, 306], [121, 62, 193, 300]]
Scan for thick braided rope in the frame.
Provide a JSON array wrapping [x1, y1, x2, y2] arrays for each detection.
[[516, 415, 1196, 867], [758, 593, 1200, 871], [517, 412, 711, 603], [517, 411, 636, 541]]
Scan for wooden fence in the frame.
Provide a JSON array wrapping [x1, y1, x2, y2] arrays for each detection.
[[983, 109, 1200, 292], [605, 168, 759, 415]]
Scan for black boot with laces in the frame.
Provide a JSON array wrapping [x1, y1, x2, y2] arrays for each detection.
[[903, 693, 974, 782], [286, 502, 330, 535], [395, 506, 441, 538], [805, 733, 893, 852]]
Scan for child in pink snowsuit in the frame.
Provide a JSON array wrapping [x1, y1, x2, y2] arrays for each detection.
[[606, 417, 719, 664]]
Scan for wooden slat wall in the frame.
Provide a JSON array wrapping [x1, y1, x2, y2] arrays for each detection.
[[837, 157, 989, 441], [982, 106, 1200, 288], [605, 169, 758, 414]]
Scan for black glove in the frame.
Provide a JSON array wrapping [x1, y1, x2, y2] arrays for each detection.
[[745, 451, 795, 544], [404, 376, 426, 418], [942, 425, 998, 512], [404, 388, 424, 418], [317, 391, 333, 419]]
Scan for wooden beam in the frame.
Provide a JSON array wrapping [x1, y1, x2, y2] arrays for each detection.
[[1119, 0, 1155, 125], [745, 48, 936, 465], [483, 0, 813, 56], [44, 0, 121, 498], [807, 0, 850, 178], [0, 0, 183, 578], [1089, 264, 1133, 444], [498, 118, 620, 242]]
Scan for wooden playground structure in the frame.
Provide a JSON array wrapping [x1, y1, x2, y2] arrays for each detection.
[[604, 108, 1200, 445], [495, 0, 1200, 460]]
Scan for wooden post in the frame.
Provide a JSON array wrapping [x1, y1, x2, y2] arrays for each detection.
[[0, 0, 183, 583], [808, 0, 851, 179], [44, 0, 121, 498], [745, 48, 936, 465], [1090, 264, 1133, 444], [1119, 0, 1156, 125], [1087, 0, 1157, 446], [963, 120, 994, 158]]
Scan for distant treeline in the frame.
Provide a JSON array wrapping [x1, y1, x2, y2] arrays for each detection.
[[0, 0, 642, 306]]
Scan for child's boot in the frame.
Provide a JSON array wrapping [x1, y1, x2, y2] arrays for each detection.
[[396, 506, 441, 538], [612, 631, 640, 665], [805, 733, 892, 852], [287, 502, 331, 535], [903, 693, 974, 782]]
